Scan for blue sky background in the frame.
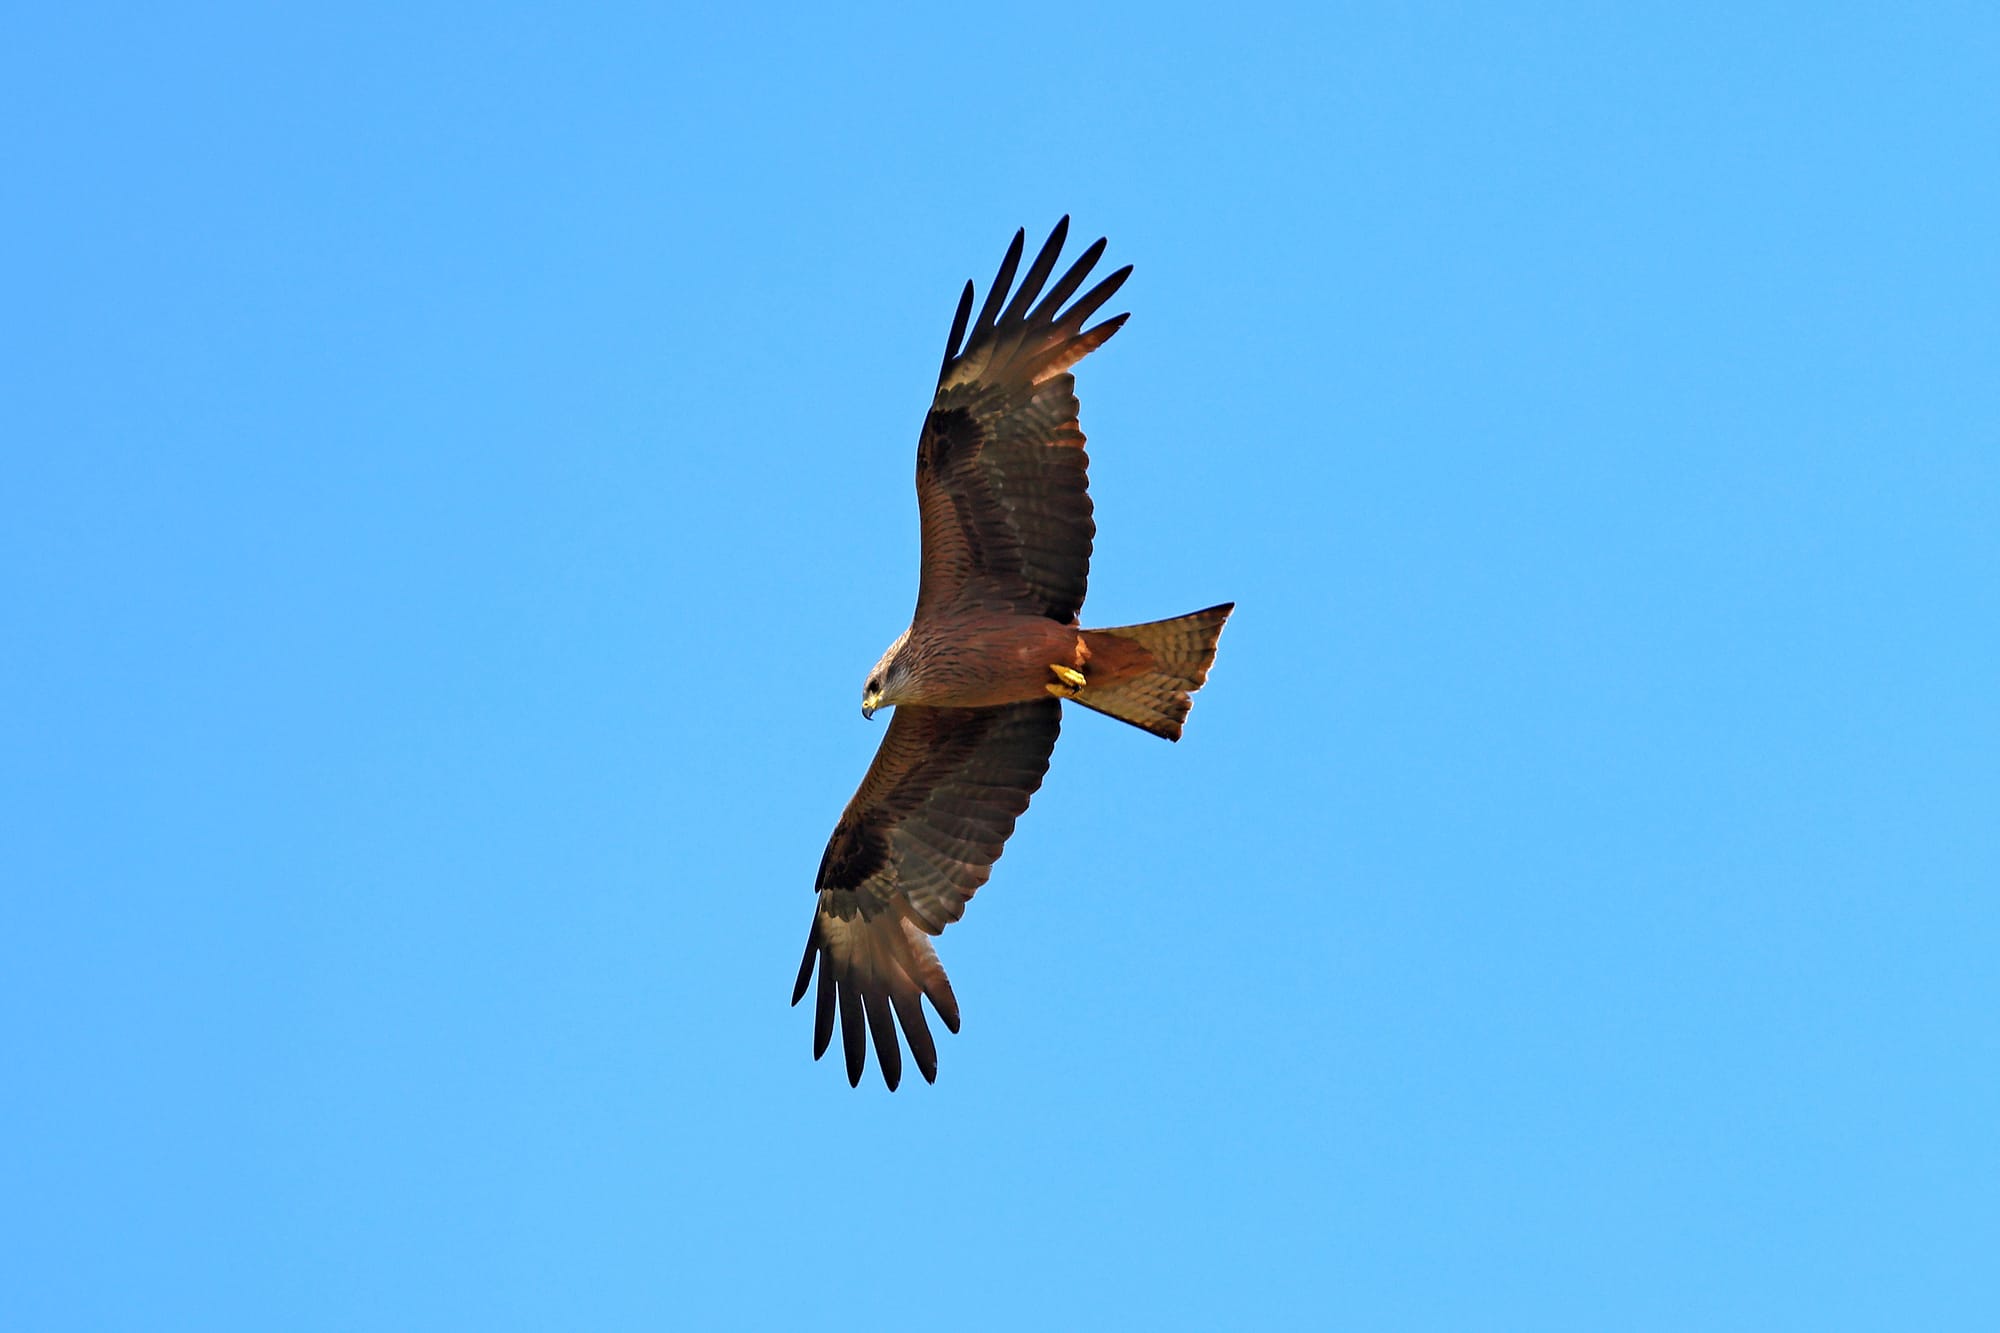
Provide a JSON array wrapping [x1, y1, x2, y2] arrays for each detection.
[[6, 4, 1997, 1329]]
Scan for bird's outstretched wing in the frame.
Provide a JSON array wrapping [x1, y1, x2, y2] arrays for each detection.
[[913, 218, 1132, 625], [792, 699, 1061, 1088]]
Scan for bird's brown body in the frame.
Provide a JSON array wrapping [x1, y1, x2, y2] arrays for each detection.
[[874, 613, 1159, 710], [880, 612, 1079, 707]]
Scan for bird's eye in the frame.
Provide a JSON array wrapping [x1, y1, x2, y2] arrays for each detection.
[[866, 677, 880, 692]]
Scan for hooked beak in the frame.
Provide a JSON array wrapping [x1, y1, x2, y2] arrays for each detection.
[[861, 692, 882, 720]]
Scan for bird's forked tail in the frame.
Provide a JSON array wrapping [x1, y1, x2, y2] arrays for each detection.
[[1075, 602, 1234, 741]]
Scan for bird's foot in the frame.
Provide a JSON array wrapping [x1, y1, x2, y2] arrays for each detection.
[[1044, 663, 1087, 699]]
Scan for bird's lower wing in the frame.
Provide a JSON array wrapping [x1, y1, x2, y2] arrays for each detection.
[[793, 699, 1061, 1088]]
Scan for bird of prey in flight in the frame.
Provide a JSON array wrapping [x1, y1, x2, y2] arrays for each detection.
[[792, 219, 1233, 1088]]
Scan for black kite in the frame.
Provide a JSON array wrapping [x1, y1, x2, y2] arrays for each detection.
[[792, 219, 1233, 1088]]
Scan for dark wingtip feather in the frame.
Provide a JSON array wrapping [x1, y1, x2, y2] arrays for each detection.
[[970, 226, 1027, 341], [936, 993, 962, 1034], [918, 962, 961, 1035], [891, 990, 938, 1084], [790, 928, 817, 1006], [1028, 235, 1108, 327], [940, 280, 975, 378], [1062, 263, 1134, 333], [1080, 311, 1131, 350], [862, 990, 903, 1091], [998, 218, 1071, 329], [812, 955, 836, 1059], [838, 977, 866, 1086]]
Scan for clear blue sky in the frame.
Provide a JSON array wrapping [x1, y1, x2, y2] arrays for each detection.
[[6, 5, 1997, 1329]]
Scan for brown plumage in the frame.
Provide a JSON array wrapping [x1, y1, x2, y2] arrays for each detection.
[[793, 219, 1234, 1088]]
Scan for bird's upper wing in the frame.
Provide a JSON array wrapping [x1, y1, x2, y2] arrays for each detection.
[[792, 699, 1061, 1089], [913, 218, 1132, 625]]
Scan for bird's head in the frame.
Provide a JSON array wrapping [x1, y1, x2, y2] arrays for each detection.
[[861, 631, 912, 720]]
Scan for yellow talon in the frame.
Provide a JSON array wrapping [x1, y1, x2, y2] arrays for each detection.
[[1046, 663, 1086, 697]]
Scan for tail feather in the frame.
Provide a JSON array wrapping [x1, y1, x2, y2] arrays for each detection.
[[1076, 602, 1234, 741]]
